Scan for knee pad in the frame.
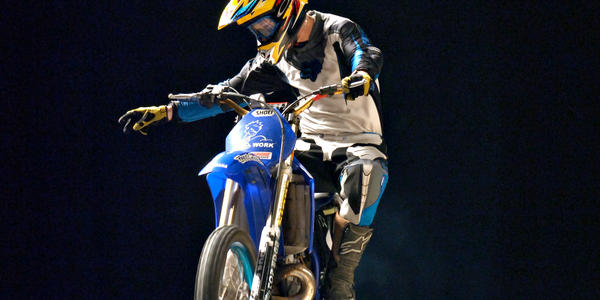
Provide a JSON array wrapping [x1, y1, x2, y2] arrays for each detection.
[[338, 159, 388, 226]]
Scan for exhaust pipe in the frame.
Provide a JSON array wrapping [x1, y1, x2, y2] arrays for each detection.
[[271, 263, 316, 300]]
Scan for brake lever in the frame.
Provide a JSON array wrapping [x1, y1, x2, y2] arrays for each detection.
[[314, 80, 366, 96], [211, 85, 228, 99], [168, 85, 233, 101], [349, 79, 367, 89], [167, 92, 202, 100]]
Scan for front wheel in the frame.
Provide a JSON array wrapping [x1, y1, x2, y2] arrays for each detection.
[[195, 225, 256, 300]]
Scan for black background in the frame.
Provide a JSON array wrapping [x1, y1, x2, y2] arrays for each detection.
[[3, 1, 598, 299]]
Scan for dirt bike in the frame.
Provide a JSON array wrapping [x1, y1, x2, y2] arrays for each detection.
[[169, 81, 365, 300]]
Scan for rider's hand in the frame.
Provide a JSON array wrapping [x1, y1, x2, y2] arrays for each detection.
[[191, 84, 219, 108], [118, 105, 168, 135], [342, 70, 372, 101]]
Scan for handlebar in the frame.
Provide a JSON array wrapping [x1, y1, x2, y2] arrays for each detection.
[[167, 80, 365, 116]]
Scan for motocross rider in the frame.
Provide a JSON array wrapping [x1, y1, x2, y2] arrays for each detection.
[[119, 1, 388, 298]]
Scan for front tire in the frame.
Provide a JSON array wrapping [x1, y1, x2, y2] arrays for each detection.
[[195, 225, 256, 300]]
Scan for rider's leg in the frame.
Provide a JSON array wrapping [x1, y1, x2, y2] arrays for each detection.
[[323, 158, 388, 299]]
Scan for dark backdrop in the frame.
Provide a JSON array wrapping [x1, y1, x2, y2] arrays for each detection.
[[3, 1, 597, 299]]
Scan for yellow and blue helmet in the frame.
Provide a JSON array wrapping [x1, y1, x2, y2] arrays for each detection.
[[218, 0, 309, 63]]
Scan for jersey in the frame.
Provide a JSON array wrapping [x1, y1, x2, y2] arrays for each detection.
[[176, 10, 385, 157]]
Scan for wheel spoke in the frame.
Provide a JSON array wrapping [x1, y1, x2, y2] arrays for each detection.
[[219, 249, 250, 300]]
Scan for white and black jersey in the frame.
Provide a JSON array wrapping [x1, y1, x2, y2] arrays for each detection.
[[176, 10, 385, 158], [221, 10, 383, 142]]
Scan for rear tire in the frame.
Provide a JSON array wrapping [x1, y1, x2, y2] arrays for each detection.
[[195, 225, 256, 300]]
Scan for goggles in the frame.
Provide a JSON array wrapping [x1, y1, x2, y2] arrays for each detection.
[[247, 15, 281, 44]]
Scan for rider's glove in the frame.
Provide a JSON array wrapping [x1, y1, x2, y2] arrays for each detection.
[[190, 84, 220, 108], [118, 105, 168, 135], [341, 70, 372, 101]]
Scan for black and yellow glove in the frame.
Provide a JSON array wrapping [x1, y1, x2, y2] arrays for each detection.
[[342, 70, 372, 100], [118, 105, 168, 135]]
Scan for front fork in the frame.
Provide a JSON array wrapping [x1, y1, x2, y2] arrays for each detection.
[[218, 179, 240, 227], [250, 124, 298, 300], [250, 155, 293, 300]]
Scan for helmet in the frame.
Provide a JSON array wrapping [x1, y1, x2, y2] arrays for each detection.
[[218, 0, 309, 63]]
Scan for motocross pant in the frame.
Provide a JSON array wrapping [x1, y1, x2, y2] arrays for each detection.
[[294, 136, 388, 226]]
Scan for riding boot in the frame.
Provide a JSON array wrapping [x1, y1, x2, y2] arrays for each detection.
[[322, 216, 373, 300]]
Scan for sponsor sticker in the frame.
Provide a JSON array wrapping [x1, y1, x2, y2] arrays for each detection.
[[234, 153, 262, 164], [251, 109, 275, 117], [241, 120, 275, 149], [251, 151, 273, 160], [251, 142, 275, 148]]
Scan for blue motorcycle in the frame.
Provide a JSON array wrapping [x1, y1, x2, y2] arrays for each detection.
[[169, 82, 364, 300]]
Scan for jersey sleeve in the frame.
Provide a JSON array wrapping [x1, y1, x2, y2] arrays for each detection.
[[174, 101, 225, 122], [174, 54, 297, 122], [173, 59, 255, 122], [334, 20, 383, 79]]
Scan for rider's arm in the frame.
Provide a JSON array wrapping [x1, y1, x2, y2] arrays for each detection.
[[170, 57, 295, 122], [168, 60, 255, 122], [169, 100, 226, 122], [336, 20, 383, 79], [167, 101, 224, 121]]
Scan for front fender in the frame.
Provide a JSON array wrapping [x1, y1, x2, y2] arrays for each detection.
[[200, 151, 272, 247]]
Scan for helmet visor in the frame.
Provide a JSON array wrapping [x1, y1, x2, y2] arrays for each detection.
[[247, 15, 281, 44]]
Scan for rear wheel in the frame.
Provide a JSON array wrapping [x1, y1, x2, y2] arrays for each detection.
[[195, 225, 256, 300]]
